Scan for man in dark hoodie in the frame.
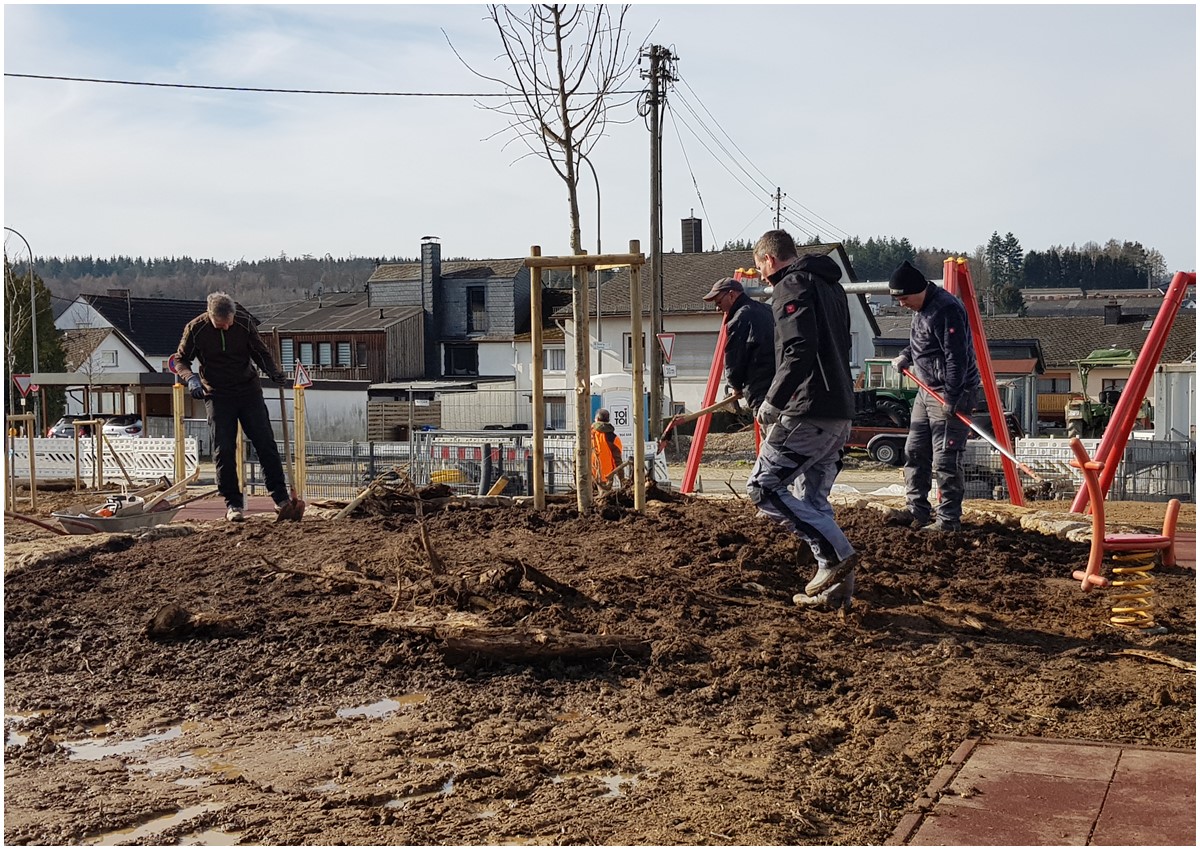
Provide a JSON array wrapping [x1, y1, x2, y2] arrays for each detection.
[[888, 260, 981, 532], [747, 230, 859, 612], [175, 291, 293, 522], [702, 276, 775, 416]]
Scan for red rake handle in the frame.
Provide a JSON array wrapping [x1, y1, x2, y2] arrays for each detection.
[[901, 369, 1041, 480]]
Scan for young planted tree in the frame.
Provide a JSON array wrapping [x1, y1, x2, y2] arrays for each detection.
[[449, 4, 641, 508], [4, 258, 67, 426]]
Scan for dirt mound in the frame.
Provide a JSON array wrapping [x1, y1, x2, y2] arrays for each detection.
[[4, 496, 1195, 845]]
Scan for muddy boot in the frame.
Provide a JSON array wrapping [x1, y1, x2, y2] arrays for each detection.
[[889, 509, 932, 529], [921, 519, 961, 533], [794, 572, 855, 612], [805, 552, 859, 597]]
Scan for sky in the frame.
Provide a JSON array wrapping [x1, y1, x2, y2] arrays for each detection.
[[3, 2, 1197, 274]]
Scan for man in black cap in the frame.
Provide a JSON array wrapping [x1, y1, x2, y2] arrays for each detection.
[[888, 260, 981, 532], [702, 276, 776, 417]]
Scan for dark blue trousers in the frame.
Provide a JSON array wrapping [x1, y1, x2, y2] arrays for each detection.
[[207, 390, 288, 509]]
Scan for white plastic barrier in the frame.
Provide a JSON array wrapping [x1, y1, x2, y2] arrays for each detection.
[[9, 437, 199, 484]]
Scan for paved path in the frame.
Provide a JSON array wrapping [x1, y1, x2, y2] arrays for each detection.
[[889, 736, 1195, 845]]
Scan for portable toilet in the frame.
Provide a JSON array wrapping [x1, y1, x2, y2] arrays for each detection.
[[589, 372, 669, 486]]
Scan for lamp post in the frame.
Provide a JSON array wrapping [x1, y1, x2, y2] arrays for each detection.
[[5, 226, 38, 433], [577, 153, 604, 368]]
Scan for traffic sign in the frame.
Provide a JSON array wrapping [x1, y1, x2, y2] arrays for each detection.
[[12, 374, 31, 397], [29, 384, 39, 394], [167, 354, 179, 374], [663, 364, 678, 378], [656, 333, 675, 364], [294, 362, 313, 388]]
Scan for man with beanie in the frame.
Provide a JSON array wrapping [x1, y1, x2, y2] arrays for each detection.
[[746, 230, 859, 612], [175, 292, 293, 522], [702, 276, 775, 416], [888, 260, 982, 532]]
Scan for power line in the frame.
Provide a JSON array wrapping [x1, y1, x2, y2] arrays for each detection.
[[665, 107, 716, 248], [4, 72, 640, 98]]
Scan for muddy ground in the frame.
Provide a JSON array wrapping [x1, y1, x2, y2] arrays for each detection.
[[3, 474, 1196, 846]]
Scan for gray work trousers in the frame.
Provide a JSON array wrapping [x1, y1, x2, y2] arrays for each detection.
[[903, 387, 978, 524], [746, 415, 854, 569]]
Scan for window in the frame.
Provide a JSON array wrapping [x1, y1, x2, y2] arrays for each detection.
[[337, 342, 351, 367], [100, 349, 118, 367], [467, 286, 487, 333], [546, 396, 567, 430], [299, 342, 314, 366], [544, 346, 566, 372], [622, 332, 646, 370], [356, 342, 368, 367], [280, 338, 294, 368], [318, 342, 332, 367], [444, 343, 479, 376], [1037, 376, 1070, 394], [1101, 378, 1127, 392]]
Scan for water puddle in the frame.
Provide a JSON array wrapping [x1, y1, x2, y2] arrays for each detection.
[[62, 725, 183, 760], [550, 771, 641, 798], [137, 753, 204, 776], [178, 828, 242, 845], [5, 711, 53, 747], [83, 803, 224, 846], [336, 693, 428, 719], [385, 777, 455, 808]]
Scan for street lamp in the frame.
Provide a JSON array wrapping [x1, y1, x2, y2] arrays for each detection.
[[4, 227, 37, 377], [577, 153, 604, 367]]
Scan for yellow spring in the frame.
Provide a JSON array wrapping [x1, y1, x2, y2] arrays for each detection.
[[1108, 549, 1157, 630]]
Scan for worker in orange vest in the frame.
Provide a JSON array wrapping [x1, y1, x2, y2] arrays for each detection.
[[591, 408, 626, 490]]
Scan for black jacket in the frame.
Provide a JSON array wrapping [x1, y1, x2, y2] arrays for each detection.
[[722, 292, 776, 412], [764, 254, 855, 420], [175, 311, 281, 397], [897, 284, 980, 408]]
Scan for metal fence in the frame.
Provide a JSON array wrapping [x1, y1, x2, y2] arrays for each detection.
[[960, 438, 1195, 502]]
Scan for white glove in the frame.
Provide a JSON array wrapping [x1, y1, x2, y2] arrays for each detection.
[[891, 355, 911, 373], [757, 400, 783, 426]]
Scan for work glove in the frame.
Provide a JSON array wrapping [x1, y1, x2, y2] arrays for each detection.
[[757, 400, 783, 427], [186, 375, 206, 400], [271, 371, 290, 385], [891, 355, 911, 373], [942, 397, 966, 418]]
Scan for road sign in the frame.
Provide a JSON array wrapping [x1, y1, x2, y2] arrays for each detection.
[[29, 384, 39, 394], [656, 333, 675, 363], [12, 374, 31, 397], [294, 362, 313, 388], [591, 341, 613, 351], [663, 364, 678, 378], [167, 354, 179, 374]]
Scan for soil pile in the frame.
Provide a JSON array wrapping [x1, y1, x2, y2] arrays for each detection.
[[4, 494, 1195, 845]]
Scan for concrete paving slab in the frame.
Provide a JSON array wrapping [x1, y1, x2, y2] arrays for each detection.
[[893, 736, 1197, 846]]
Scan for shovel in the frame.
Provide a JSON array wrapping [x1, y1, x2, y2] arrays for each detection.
[[275, 380, 305, 522]]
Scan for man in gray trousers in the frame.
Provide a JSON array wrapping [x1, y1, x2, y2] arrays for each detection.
[[746, 230, 859, 611]]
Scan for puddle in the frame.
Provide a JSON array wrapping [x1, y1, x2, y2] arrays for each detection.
[[550, 771, 640, 798], [62, 725, 183, 760], [313, 779, 342, 793], [385, 777, 455, 808], [138, 753, 204, 776], [179, 828, 242, 845], [336, 694, 428, 719], [5, 711, 53, 747], [83, 803, 224, 846]]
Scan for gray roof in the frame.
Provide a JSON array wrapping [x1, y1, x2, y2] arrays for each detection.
[[874, 314, 1196, 368], [367, 258, 528, 283], [258, 292, 421, 333]]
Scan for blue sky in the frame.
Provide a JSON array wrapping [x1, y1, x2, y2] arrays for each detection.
[[3, 3, 1196, 274]]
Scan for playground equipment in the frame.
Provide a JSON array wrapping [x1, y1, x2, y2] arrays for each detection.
[[1068, 437, 1179, 632]]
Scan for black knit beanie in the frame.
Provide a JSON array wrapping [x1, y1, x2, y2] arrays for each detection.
[[888, 261, 928, 297]]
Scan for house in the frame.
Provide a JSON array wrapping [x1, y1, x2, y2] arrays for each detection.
[[546, 244, 880, 419], [874, 307, 1196, 433]]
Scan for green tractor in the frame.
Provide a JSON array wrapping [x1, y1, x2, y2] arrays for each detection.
[[1065, 349, 1137, 439], [854, 358, 918, 427]]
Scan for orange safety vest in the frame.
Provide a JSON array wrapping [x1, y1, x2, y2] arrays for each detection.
[[591, 427, 624, 482]]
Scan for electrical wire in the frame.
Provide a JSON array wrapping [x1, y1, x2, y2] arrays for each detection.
[[4, 72, 641, 98], [665, 106, 716, 248]]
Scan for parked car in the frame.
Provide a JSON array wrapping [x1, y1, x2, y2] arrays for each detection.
[[47, 414, 103, 438], [102, 414, 146, 439]]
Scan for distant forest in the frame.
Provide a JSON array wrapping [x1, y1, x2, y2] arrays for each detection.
[[26, 232, 1171, 318]]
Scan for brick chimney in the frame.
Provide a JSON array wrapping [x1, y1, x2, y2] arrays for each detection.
[[1104, 299, 1122, 325], [420, 236, 442, 378], [681, 214, 703, 254]]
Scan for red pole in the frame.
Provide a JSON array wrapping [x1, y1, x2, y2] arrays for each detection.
[[944, 258, 1024, 506], [1069, 271, 1195, 513], [681, 318, 728, 494]]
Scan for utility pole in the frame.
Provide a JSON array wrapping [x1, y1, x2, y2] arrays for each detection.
[[644, 45, 676, 437], [773, 187, 785, 229]]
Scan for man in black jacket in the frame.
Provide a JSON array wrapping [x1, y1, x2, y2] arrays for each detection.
[[746, 230, 859, 611], [889, 260, 981, 532], [175, 292, 292, 522], [702, 276, 775, 416]]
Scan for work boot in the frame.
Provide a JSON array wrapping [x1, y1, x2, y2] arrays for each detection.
[[804, 552, 859, 597], [794, 572, 855, 612], [921, 519, 961, 533], [889, 509, 932, 529], [225, 504, 245, 522]]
